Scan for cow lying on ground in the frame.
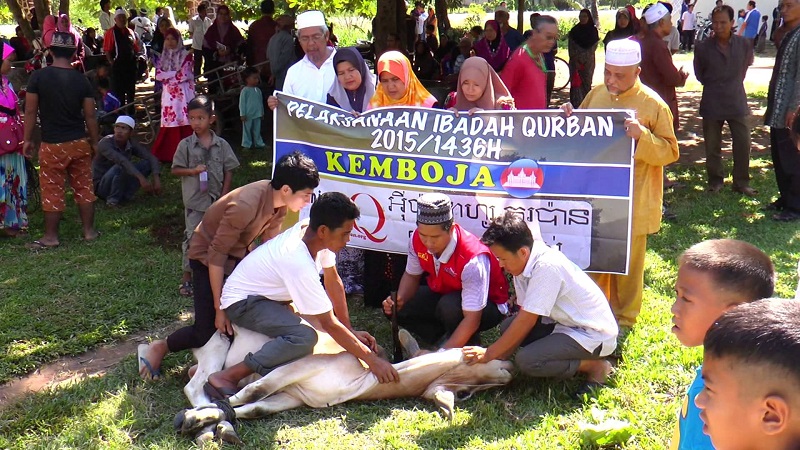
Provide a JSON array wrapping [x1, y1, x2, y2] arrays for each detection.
[[175, 323, 514, 445]]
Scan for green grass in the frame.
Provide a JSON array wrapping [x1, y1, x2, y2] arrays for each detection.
[[1, 128, 799, 448]]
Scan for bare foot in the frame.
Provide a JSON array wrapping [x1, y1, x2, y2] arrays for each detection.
[[582, 359, 613, 384], [83, 230, 101, 241], [138, 340, 169, 380]]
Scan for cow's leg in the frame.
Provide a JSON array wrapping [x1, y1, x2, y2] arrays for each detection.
[[184, 333, 232, 406], [175, 404, 227, 437], [234, 392, 306, 419], [228, 356, 330, 406]]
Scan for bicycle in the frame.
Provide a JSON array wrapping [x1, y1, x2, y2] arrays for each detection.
[[552, 56, 570, 91]]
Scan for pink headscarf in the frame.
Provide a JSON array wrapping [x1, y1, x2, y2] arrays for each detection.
[[159, 27, 189, 72]]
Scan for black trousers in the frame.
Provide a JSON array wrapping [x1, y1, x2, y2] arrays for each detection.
[[167, 259, 217, 352], [770, 127, 800, 212], [397, 286, 504, 347], [111, 60, 137, 112]]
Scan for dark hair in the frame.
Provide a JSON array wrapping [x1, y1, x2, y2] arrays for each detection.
[[762, 15, 768, 21], [470, 25, 483, 35], [712, 5, 735, 20], [98, 77, 111, 90], [705, 298, 800, 386], [96, 58, 111, 69], [679, 239, 775, 303], [532, 14, 558, 31], [50, 46, 76, 60], [271, 150, 320, 192], [129, 8, 137, 19], [100, 0, 110, 8], [425, 24, 435, 32], [748, 0, 756, 7], [15, 26, 21, 33], [481, 211, 534, 252], [260, 0, 275, 15], [187, 95, 214, 115], [217, 4, 230, 15], [242, 66, 260, 78], [198, 3, 208, 12], [155, 6, 163, 14], [309, 192, 360, 232]]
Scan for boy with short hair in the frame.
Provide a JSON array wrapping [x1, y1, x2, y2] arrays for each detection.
[[696, 298, 800, 450], [462, 212, 618, 394], [669, 239, 775, 449]]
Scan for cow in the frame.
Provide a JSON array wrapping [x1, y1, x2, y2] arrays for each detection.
[[175, 324, 514, 445]]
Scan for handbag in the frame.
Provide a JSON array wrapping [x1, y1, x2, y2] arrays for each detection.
[[0, 107, 23, 156]]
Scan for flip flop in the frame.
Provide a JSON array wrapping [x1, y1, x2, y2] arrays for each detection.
[[575, 381, 604, 399], [138, 343, 162, 381], [178, 281, 193, 297], [204, 381, 238, 401], [26, 240, 59, 251]]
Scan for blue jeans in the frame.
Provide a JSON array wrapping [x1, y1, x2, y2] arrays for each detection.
[[95, 160, 152, 204]]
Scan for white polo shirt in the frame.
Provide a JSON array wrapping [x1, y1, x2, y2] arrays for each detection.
[[283, 48, 337, 103], [220, 220, 336, 315], [188, 15, 213, 50], [515, 240, 618, 356]]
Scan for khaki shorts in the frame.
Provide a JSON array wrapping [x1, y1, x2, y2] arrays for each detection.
[[39, 139, 96, 212]]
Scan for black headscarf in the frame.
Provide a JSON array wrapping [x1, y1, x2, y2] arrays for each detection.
[[328, 47, 376, 113], [603, 8, 637, 46], [569, 9, 600, 49]]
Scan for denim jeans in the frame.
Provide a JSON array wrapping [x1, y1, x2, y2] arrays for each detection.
[[95, 160, 152, 204]]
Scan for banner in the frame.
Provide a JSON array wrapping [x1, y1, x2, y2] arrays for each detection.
[[273, 92, 634, 274]]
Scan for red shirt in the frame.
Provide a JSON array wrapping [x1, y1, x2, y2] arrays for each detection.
[[411, 224, 508, 305], [246, 16, 276, 68], [500, 46, 547, 110]]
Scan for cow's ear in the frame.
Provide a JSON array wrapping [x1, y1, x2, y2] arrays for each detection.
[[423, 385, 455, 421]]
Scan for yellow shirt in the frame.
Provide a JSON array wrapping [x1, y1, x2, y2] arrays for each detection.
[[580, 80, 679, 235]]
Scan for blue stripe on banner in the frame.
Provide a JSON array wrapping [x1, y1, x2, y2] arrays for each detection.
[[276, 141, 631, 198]]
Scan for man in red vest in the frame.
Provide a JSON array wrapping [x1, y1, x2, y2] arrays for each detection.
[[382, 193, 509, 348]]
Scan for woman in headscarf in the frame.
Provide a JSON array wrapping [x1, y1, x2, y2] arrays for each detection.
[[202, 4, 244, 87], [368, 50, 437, 109], [603, 8, 637, 46], [41, 14, 56, 47], [568, 9, 600, 107], [56, 14, 85, 65], [0, 43, 27, 237], [327, 47, 376, 113], [449, 56, 514, 114], [625, 4, 641, 34], [412, 40, 440, 80], [149, 17, 174, 94], [473, 20, 510, 72], [151, 28, 195, 162]]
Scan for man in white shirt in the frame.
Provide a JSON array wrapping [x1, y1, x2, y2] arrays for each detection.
[[130, 9, 154, 43], [188, 3, 213, 76], [381, 193, 509, 349], [203, 192, 398, 399], [98, 0, 113, 32], [463, 212, 618, 395], [681, 3, 697, 51], [414, 2, 429, 43], [268, 10, 336, 108]]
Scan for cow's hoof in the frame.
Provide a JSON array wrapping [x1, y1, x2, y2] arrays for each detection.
[[216, 420, 243, 445], [194, 424, 216, 446], [173, 409, 187, 433], [179, 405, 224, 436]]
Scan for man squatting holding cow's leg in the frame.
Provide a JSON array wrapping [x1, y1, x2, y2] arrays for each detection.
[[382, 193, 509, 350], [204, 192, 399, 399], [462, 211, 618, 396]]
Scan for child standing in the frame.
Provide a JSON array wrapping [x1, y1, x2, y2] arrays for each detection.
[[171, 95, 240, 297], [697, 298, 800, 450], [238, 66, 265, 149], [462, 212, 618, 396], [756, 15, 769, 53], [669, 239, 775, 450]]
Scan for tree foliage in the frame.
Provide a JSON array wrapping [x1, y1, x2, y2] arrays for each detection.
[[286, 0, 376, 19]]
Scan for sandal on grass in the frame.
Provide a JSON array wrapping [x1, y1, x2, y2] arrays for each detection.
[[26, 240, 59, 251], [138, 344, 162, 381], [179, 281, 193, 297]]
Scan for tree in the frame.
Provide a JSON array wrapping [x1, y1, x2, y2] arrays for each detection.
[[32, 0, 49, 27], [5, 0, 34, 41]]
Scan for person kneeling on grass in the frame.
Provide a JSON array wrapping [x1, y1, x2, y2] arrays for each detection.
[[696, 298, 800, 450], [462, 211, 618, 395]]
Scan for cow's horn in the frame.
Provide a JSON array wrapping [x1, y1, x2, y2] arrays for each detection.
[[216, 420, 243, 446]]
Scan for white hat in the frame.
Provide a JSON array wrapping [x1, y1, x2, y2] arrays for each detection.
[[114, 7, 127, 18], [644, 2, 669, 24], [296, 10, 326, 30], [605, 39, 642, 66], [115, 115, 136, 129]]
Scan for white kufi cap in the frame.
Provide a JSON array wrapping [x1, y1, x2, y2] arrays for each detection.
[[115, 115, 136, 129], [296, 10, 326, 30], [605, 39, 641, 66], [644, 2, 669, 24]]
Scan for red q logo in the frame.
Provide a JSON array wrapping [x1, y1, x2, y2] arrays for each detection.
[[351, 193, 387, 243]]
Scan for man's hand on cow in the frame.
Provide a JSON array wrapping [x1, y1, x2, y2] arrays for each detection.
[[461, 346, 488, 365], [354, 330, 378, 353], [215, 309, 233, 336], [365, 354, 399, 383]]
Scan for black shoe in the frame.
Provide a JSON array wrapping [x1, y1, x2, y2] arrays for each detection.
[[762, 201, 785, 212], [772, 210, 800, 222]]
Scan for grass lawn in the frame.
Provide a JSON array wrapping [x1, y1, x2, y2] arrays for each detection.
[[1, 102, 799, 448]]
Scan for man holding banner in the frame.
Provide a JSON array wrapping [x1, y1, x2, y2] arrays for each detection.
[[381, 193, 509, 349], [562, 39, 679, 327]]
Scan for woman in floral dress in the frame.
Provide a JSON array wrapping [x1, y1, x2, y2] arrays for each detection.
[[151, 27, 194, 163], [0, 42, 27, 237]]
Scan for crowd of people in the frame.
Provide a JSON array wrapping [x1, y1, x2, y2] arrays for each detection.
[[2, 2, 800, 448]]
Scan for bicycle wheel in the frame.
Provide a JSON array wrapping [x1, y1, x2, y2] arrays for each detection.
[[552, 56, 570, 91]]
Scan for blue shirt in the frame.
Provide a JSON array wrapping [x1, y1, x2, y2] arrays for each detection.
[[743, 8, 761, 38], [672, 366, 714, 450], [103, 91, 120, 113]]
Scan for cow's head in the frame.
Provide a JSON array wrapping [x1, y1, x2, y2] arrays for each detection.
[[422, 358, 514, 421]]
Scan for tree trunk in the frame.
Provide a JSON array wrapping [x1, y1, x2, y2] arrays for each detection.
[[434, 0, 450, 33], [58, 0, 67, 15], [374, 0, 401, 55], [591, 0, 599, 32], [32, 0, 50, 25], [517, 0, 525, 32], [6, 0, 34, 42]]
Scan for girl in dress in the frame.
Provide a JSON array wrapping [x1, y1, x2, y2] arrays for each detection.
[[0, 43, 27, 237]]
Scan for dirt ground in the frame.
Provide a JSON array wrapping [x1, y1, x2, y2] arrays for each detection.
[[0, 52, 777, 409]]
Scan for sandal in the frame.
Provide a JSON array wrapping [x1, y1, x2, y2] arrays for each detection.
[[179, 281, 193, 297]]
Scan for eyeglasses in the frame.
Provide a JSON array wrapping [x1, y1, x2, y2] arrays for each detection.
[[298, 33, 324, 44]]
